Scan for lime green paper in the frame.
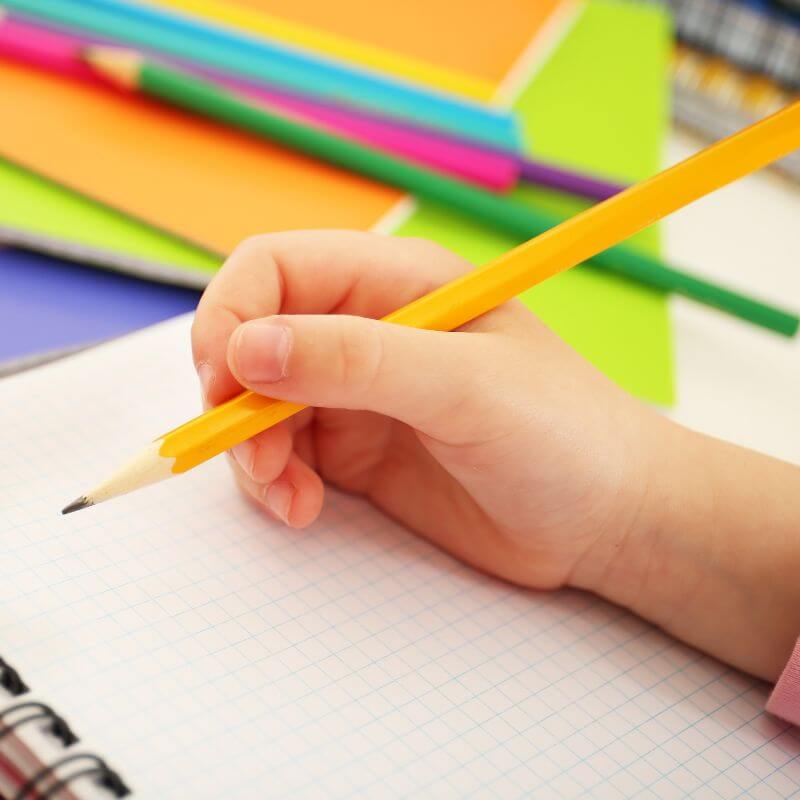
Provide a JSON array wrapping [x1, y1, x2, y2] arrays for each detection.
[[396, 0, 675, 405], [0, 159, 219, 280]]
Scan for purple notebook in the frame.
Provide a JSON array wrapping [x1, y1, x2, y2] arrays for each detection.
[[0, 247, 200, 366]]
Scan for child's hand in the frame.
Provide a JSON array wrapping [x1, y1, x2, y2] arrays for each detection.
[[191, 231, 663, 590], [192, 231, 800, 681]]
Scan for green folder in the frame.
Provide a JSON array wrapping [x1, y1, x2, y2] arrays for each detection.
[[0, 0, 674, 403], [396, 0, 674, 404]]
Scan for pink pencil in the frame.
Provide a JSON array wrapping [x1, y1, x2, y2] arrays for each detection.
[[211, 75, 520, 191], [0, 14, 100, 83], [0, 13, 519, 191]]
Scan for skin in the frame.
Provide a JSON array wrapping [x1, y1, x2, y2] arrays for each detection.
[[192, 230, 800, 683]]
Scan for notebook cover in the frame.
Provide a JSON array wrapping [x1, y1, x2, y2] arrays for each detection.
[[0, 58, 403, 256], [0, 247, 200, 364], [0, 160, 220, 283], [152, 0, 567, 98]]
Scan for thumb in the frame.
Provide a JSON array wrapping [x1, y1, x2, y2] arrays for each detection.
[[227, 314, 486, 438]]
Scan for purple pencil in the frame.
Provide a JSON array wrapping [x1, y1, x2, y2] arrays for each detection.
[[519, 157, 625, 200]]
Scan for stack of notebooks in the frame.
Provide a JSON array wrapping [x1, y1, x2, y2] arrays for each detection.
[[0, 0, 677, 405], [2, 1, 797, 797]]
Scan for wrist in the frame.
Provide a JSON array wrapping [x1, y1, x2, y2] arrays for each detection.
[[574, 418, 800, 680], [571, 415, 712, 622]]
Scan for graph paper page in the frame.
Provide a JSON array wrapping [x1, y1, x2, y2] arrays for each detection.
[[0, 315, 798, 799]]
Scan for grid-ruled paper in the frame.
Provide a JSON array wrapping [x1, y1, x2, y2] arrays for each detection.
[[0, 315, 798, 799]]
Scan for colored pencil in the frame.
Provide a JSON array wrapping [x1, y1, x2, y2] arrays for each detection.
[[0, 13, 518, 192], [519, 159, 624, 201], [210, 66, 626, 200], [66, 0, 625, 199], [83, 47, 799, 336], [196, 67, 625, 198], [63, 97, 800, 513], [0, 9, 99, 82], [0, 9, 625, 199], [3, 0, 519, 150]]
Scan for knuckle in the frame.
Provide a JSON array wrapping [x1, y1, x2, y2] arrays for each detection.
[[225, 234, 282, 276], [234, 231, 305, 263], [232, 233, 274, 259], [399, 235, 439, 253], [402, 236, 457, 266], [402, 237, 472, 281]]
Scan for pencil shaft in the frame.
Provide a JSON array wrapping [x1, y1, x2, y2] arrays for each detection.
[[138, 60, 799, 337], [68, 52, 800, 505], [155, 98, 800, 474]]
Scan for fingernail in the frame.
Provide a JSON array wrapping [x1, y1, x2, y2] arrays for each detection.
[[197, 361, 215, 403], [231, 441, 255, 476], [234, 321, 291, 384], [265, 480, 294, 524]]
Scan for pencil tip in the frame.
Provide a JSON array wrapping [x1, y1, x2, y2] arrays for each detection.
[[61, 496, 92, 515], [80, 45, 143, 89]]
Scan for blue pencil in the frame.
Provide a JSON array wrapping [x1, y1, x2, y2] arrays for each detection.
[[5, 0, 521, 149]]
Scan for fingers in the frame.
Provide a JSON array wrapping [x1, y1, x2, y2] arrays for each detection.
[[232, 445, 324, 529], [191, 230, 471, 406], [227, 312, 499, 442], [230, 423, 294, 485], [193, 230, 534, 528]]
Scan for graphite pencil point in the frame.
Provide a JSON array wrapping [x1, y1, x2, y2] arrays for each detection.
[[61, 496, 92, 515]]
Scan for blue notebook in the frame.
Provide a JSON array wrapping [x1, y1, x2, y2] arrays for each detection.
[[0, 247, 200, 367]]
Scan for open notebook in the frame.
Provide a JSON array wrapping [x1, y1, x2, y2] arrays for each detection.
[[0, 315, 798, 799]]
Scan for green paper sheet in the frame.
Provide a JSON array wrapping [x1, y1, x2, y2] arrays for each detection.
[[396, 0, 675, 404], [0, 159, 219, 284]]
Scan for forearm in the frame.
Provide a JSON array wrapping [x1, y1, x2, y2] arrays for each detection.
[[576, 418, 800, 681]]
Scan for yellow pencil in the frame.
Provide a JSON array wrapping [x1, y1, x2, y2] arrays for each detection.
[[63, 99, 800, 513]]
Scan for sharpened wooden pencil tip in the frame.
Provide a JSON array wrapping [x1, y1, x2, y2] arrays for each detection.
[[81, 45, 143, 89], [60, 441, 176, 512], [62, 496, 93, 515]]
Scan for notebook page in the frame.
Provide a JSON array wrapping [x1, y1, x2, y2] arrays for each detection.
[[0, 315, 798, 799]]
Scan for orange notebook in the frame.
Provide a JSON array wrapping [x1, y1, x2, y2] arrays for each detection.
[[0, 60, 401, 255], [159, 0, 565, 89]]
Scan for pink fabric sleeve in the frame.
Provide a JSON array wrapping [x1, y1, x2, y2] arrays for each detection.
[[767, 636, 800, 726]]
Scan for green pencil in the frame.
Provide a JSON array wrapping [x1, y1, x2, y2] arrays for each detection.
[[84, 46, 799, 337]]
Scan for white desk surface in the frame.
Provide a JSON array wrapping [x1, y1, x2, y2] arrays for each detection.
[[662, 129, 800, 465]]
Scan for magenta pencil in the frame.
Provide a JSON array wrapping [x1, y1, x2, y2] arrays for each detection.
[[0, 14, 100, 83], [201, 73, 519, 191], [206, 72, 625, 199]]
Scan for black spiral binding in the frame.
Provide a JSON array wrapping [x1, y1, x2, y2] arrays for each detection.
[[39, 767, 130, 800], [14, 755, 130, 800], [0, 659, 29, 697], [0, 659, 130, 799], [0, 703, 77, 747]]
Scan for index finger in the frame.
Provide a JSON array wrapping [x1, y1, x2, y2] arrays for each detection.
[[191, 229, 471, 405]]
